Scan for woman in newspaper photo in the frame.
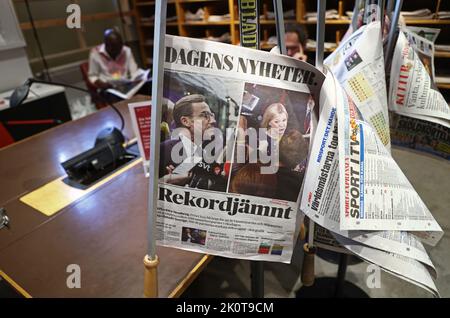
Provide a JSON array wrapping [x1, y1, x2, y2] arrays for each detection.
[[259, 102, 289, 156], [230, 83, 311, 202]]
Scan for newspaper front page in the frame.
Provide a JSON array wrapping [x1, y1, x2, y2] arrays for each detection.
[[156, 35, 325, 262], [325, 22, 391, 149], [389, 30, 450, 121]]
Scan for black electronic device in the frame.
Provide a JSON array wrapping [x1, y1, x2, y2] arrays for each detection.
[[10, 78, 133, 188], [61, 128, 136, 189]]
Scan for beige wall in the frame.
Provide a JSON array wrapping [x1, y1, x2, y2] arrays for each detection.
[[13, 0, 139, 74]]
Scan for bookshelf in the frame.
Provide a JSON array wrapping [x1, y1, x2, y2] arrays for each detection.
[[133, 0, 450, 92]]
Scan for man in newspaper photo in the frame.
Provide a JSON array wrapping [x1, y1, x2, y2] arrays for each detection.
[[159, 93, 227, 191]]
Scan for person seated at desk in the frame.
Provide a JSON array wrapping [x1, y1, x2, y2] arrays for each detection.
[[88, 28, 150, 98]]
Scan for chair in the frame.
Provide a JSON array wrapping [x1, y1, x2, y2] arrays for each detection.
[[79, 61, 107, 109]]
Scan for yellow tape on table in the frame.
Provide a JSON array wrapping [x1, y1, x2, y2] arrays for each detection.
[[20, 158, 142, 216]]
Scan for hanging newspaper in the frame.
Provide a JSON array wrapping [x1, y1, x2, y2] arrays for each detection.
[[389, 29, 450, 121], [406, 26, 440, 47], [389, 27, 450, 159], [300, 72, 442, 295], [325, 22, 391, 150], [404, 27, 437, 82], [156, 35, 325, 262]]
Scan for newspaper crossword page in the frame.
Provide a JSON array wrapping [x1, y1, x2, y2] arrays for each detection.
[[325, 22, 391, 149]]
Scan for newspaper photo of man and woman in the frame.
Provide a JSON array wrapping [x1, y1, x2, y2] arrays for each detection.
[[155, 35, 325, 262]]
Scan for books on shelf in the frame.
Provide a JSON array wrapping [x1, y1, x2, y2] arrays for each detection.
[[207, 14, 230, 22], [435, 76, 450, 84], [400, 9, 434, 20], [435, 44, 450, 52], [306, 39, 337, 50], [437, 11, 450, 19], [139, 14, 176, 23], [185, 8, 205, 21], [261, 9, 295, 20], [305, 9, 347, 21], [203, 32, 231, 43]]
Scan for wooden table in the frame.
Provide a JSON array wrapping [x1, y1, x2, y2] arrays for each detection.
[[0, 95, 211, 297]]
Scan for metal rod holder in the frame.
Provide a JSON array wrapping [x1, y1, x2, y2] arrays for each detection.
[[273, 0, 287, 55], [351, 0, 361, 30], [316, 0, 326, 71], [334, 254, 349, 297], [385, 0, 404, 63], [379, 0, 385, 33], [147, 0, 167, 260]]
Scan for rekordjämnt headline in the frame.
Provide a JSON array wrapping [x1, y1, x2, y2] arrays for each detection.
[[160, 186, 293, 220]]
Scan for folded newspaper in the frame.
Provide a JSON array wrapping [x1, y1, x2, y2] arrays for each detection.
[[388, 26, 450, 159], [389, 28, 450, 121], [301, 71, 441, 297], [300, 21, 443, 296], [146, 29, 443, 294]]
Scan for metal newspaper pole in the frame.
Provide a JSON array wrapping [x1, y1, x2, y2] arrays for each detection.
[[300, 1, 403, 298], [385, 0, 404, 62], [386, 0, 395, 18], [273, 0, 287, 56], [238, 0, 264, 298], [351, 0, 362, 31], [300, 0, 326, 288], [143, 0, 167, 298]]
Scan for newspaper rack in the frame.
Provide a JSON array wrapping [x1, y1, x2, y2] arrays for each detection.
[[143, 0, 409, 298]]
